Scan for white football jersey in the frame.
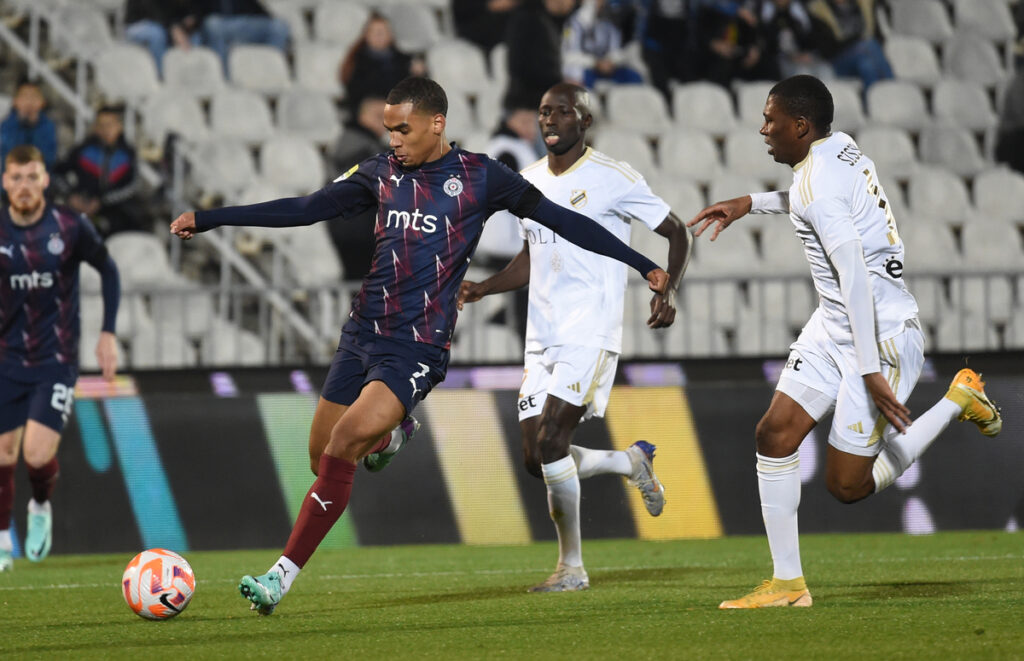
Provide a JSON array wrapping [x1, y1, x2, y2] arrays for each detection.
[[787, 132, 918, 344], [520, 147, 670, 352]]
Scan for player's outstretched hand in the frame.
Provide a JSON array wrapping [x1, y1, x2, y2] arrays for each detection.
[[648, 290, 677, 328], [646, 268, 669, 295], [687, 195, 752, 241], [458, 280, 485, 310], [863, 372, 912, 434], [96, 331, 118, 381], [170, 211, 197, 240]]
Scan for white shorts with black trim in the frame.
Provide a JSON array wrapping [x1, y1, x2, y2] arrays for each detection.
[[517, 344, 619, 422], [776, 310, 925, 457]]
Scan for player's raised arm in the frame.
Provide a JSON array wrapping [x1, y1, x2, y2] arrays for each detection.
[[689, 191, 790, 241], [458, 242, 530, 311], [170, 190, 347, 240], [648, 212, 692, 328]]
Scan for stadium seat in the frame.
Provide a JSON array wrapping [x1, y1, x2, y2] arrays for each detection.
[[129, 327, 199, 368], [443, 91, 477, 143], [931, 79, 997, 132], [228, 45, 292, 95], [866, 80, 930, 132], [906, 166, 972, 226], [94, 43, 160, 102], [282, 224, 343, 287], [192, 138, 258, 199], [265, 1, 310, 43], [104, 232, 178, 287], [78, 326, 126, 373], [313, 0, 370, 47], [723, 129, 792, 187], [645, 172, 704, 217], [952, 0, 1017, 43], [260, 136, 326, 195], [163, 47, 225, 98], [935, 311, 999, 351], [918, 124, 987, 177], [855, 126, 919, 180], [629, 220, 667, 265], [830, 80, 867, 134], [210, 88, 275, 143], [759, 220, 813, 277], [449, 323, 522, 363], [658, 128, 722, 185], [733, 80, 775, 127], [942, 32, 1007, 89], [604, 84, 673, 137], [150, 290, 218, 339], [879, 174, 909, 221], [750, 277, 816, 326], [426, 39, 491, 99], [883, 35, 942, 88], [80, 268, 154, 338], [50, 5, 114, 61], [673, 81, 739, 136], [293, 42, 346, 96], [691, 215, 760, 276], [973, 167, 1024, 220], [899, 217, 962, 271], [277, 88, 341, 144], [201, 318, 267, 366], [735, 308, 794, 356], [890, 0, 954, 44], [959, 219, 1024, 271], [590, 129, 657, 179], [141, 90, 208, 146], [489, 43, 508, 91], [473, 85, 503, 136], [905, 274, 949, 325], [383, 2, 442, 54]]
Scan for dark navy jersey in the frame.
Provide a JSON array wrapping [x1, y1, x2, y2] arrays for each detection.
[[324, 146, 531, 347], [0, 204, 107, 378]]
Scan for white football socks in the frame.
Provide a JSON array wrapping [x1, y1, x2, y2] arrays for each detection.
[[873, 398, 961, 492], [541, 455, 583, 568], [569, 445, 632, 479], [271, 556, 301, 594], [756, 452, 804, 581], [28, 499, 50, 515], [0, 529, 11, 552]]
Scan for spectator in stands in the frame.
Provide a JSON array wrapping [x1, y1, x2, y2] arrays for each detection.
[[639, 0, 701, 99], [697, 1, 775, 86], [340, 13, 425, 115], [199, 0, 290, 74], [55, 106, 148, 238], [124, 0, 200, 76], [504, 0, 576, 111], [453, 0, 521, 54], [0, 80, 57, 175], [995, 67, 1024, 175], [327, 97, 388, 280], [807, 0, 892, 91], [754, 0, 832, 80], [562, 0, 644, 87]]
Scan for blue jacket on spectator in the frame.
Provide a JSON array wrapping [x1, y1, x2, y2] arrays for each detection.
[[0, 108, 58, 173]]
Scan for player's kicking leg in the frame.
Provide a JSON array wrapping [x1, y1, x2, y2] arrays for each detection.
[[363, 415, 421, 472], [569, 441, 666, 516]]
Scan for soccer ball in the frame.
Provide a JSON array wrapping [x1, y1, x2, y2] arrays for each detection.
[[122, 548, 196, 620]]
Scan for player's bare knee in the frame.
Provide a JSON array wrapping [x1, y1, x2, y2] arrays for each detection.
[[523, 456, 543, 479], [755, 416, 800, 457], [536, 425, 571, 465]]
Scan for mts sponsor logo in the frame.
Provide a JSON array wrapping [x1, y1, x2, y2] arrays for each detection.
[[9, 271, 54, 290], [386, 208, 438, 233]]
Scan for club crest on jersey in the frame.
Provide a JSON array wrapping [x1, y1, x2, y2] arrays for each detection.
[[570, 189, 587, 208], [334, 163, 359, 182], [47, 233, 64, 255], [443, 175, 464, 197]]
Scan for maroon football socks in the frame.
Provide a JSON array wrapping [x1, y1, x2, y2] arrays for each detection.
[[282, 454, 357, 568]]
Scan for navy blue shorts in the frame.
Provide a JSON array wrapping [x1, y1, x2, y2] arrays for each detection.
[[321, 321, 449, 415], [0, 369, 78, 435]]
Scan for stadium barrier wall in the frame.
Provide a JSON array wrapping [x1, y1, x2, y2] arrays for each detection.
[[7, 355, 1023, 557]]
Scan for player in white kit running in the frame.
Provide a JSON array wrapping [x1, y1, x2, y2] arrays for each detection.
[[460, 83, 692, 592], [688, 75, 1002, 608]]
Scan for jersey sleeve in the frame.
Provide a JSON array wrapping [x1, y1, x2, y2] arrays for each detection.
[[616, 177, 671, 231], [320, 155, 382, 219], [803, 196, 859, 257], [484, 157, 533, 215], [73, 213, 108, 265]]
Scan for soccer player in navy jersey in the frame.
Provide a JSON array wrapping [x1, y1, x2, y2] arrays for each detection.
[[0, 145, 120, 572], [170, 77, 668, 614]]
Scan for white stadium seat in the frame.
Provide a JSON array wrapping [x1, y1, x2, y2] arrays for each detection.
[[277, 88, 341, 144], [659, 128, 722, 185], [953, 0, 1017, 42], [104, 232, 177, 287], [973, 168, 1024, 220], [918, 124, 987, 177], [646, 173, 705, 217], [283, 224, 344, 287], [899, 218, 962, 271], [426, 39, 491, 99], [907, 166, 972, 226], [733, 80, 775, 127], [590, 130, 657, 179], [931, 79, 998, 132], [383, 2, 442, 54], [604, 84, 673, 136], [866, 80, 930, 132], [830, 80, 867, 134], [192, 138, 258, 198], [228, 45, 292, 95], [141, 90, 208, 145], [260, 136, 326, 195], [130, 327, 199, 368], [150, 290, 218, 339], [202, 318, 267, 366], [443, 91, 477, 143], [890, 0, 954, 44], [210, 88, 275, 143], [884, 35, 942, 88], [51, 5, 114, 61], [855, 127, 919, 180], [673, 82, 738, 136], [942, 32, 1008, 89], [94, 43, 160, 102], [294, 42, 346, 97], [163, 47, 225, 98], [723, 129, 792, 187], [313, 1, 370, 47], [759, 221, 813, 277], [959, 219, 1024, 271]]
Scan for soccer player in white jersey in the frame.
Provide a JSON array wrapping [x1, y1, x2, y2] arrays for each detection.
[[688, 75, 1002, 608], [459, 83, 692, 592]]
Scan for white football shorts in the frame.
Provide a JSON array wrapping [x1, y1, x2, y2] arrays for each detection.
[[776, 310, 925, 457], [518, 344, 619, 422]]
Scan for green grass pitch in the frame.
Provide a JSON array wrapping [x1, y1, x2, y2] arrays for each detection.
[[1, 531, 1022, 659]]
